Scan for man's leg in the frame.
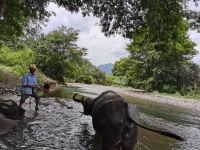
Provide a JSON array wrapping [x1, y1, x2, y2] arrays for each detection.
[[34, 95, 40, 111], [19, 94, 29, 107]]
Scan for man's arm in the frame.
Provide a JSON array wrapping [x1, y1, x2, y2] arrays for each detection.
[[33, 76, 42, 90], [22, 75, 35, 88]]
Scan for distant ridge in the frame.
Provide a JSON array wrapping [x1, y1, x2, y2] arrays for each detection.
[[98, 63, 113, 74]]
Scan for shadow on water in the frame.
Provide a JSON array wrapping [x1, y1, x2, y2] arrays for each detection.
[[0, 86, 200, 150]]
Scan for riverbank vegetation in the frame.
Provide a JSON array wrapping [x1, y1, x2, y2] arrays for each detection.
[[0, 26, 108, 85], [112, 0, 200, 98]]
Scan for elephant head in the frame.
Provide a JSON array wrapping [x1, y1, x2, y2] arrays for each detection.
[[73, 93, 94, 115], [73, 90, 184, 150], [0, 100, 25, 119]]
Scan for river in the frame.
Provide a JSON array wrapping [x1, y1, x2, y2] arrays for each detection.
[[0, 84, 200, 150]]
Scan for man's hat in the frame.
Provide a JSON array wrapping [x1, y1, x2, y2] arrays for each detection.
[[29, 64, 37, 70]]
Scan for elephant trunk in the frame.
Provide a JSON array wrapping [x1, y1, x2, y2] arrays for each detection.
[[73, 94, 94, 116], [73, 93, 84, 104]]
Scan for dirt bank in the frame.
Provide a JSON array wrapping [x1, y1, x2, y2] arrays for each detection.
[[68, 83, 200, 112]]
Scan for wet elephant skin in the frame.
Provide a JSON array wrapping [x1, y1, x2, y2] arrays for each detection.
[[74, 91, 138, 150]]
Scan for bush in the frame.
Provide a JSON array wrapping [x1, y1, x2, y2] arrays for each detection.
[[0, 45, 35, 68], [0, 65, 20, 83], [76, 75, 95, 84], [162, 85, 177, 94], [106, 74, 126, 86]]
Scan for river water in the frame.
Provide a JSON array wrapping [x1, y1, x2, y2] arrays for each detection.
[[0, 84, 200, 150]]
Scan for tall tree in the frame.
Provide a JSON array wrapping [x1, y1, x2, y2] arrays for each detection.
[[113, 0, 199, 93], [0, 0, 51, 43], [33, 26, 86, 82]]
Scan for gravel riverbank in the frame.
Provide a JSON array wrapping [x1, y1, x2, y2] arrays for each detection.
[[68, 83, 200, 112]]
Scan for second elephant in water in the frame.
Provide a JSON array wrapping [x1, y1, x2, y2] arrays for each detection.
[[0, 99, 25, 119], [0, 100, 25, 135], [73, 90, 184, 150]]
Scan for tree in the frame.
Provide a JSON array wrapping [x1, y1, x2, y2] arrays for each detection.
[[0, 0, 52, 43], [1, 0, 200, 42], [33, 26, 86, 82], [113, 0, 199, 93], [75, 59, 107, 84]]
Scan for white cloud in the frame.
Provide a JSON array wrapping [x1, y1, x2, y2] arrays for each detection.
[[188, 1, 200, 64], [43, 3, 130, 66], [44, 3, 97, 34], [43, 2, 200, 66], [189, 30, 200, 64], [77, 26, 130, 66]]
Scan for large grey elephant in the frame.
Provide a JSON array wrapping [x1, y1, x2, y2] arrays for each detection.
[[0, 100, 25, 119], [73, 90, 184, 150]]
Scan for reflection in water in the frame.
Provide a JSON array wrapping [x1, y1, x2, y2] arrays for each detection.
[[0, 86, 200, 150]]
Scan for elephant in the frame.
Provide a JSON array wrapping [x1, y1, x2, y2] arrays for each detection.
[[0, 99, 25, 119], [0, 113, 16, 135], [73, 90, 184, 150]]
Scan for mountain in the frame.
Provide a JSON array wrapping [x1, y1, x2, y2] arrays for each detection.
[[98, 63, 113, 74]]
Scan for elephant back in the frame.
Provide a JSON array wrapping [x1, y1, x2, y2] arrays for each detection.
[[92, 90, 125, 116]]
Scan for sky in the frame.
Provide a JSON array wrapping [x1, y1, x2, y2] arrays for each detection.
[[43, 2, 200, 66]]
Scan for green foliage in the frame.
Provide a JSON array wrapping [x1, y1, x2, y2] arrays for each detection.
[[32, 26, 107, 84], [160, 88, 200, 101], [0, 64, 21, 83], [105, 74, 126, 86], [0, 0, 143, 40], [33, 26, 86, 82], [0, 45, 36, 75], [113, 1, 200, 93], [1, 0, 200, 41], [0, 0, 51, 43], [0, 45, 54, 84], [0, 0, 200, 43], [1, 0, 200, 90], [75, 59, 107, 85], [0, 64, 53, 84], [184, 89, 200, 100], [80, 75, 95, 84], [0, 25, 108, 85]]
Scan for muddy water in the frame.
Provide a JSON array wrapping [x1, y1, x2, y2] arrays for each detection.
[[0, 85, 200, 150]]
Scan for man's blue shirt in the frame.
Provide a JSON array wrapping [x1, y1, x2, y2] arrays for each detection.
[[21, 72, 38, 95]]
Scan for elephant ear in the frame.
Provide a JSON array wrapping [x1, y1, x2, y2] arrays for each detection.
[[0, 115, 16, 135], [127, 103, 139, 123], [126, 103, 185, 141]]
